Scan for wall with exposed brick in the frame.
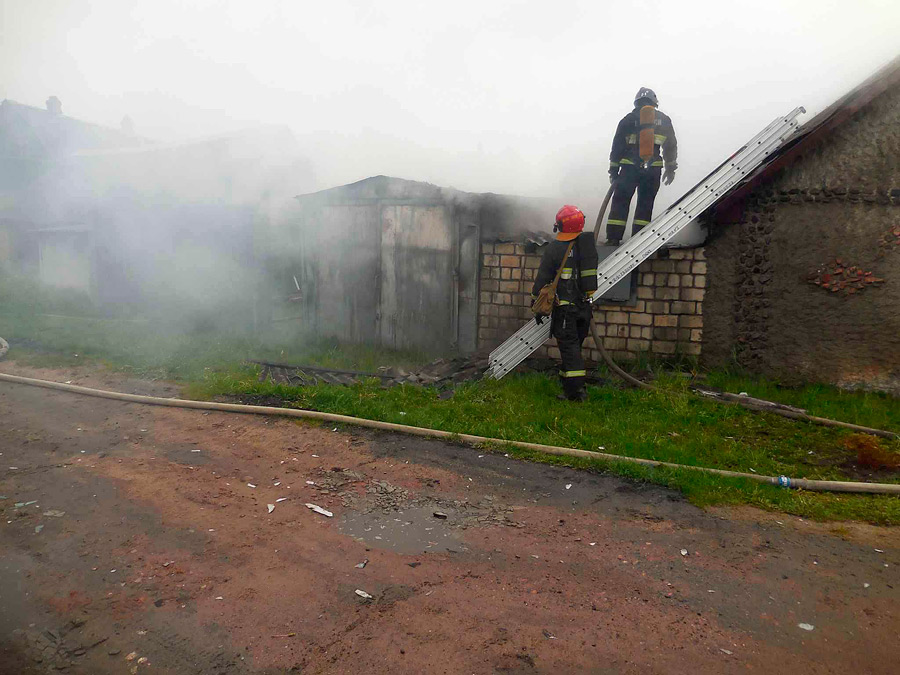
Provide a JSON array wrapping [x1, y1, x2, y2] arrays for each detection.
[[477, 242, 706, 363], [703, 81, 900, 392], [477, 242, 539, 346]]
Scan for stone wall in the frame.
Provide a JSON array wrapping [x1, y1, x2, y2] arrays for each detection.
[[478, 242, 706, 362], [703, 82, 900, 392]]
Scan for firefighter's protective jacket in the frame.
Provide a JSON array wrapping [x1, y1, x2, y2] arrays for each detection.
[[531, 232, 599, 306], [609, 108, 677, 170]]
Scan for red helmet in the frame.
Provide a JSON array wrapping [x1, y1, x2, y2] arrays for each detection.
[[555, 205, 585, 241]]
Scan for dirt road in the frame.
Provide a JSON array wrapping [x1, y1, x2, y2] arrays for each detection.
[[1, 364, 897, 674]]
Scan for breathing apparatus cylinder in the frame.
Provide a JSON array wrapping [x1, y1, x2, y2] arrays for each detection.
[[638, 105, 656, 165]]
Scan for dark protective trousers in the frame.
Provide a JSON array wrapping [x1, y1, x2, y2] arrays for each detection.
[[606, 165, 662, 242], [551, 302, 592, 398]]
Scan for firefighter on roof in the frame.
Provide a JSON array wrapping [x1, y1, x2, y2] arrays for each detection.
[[605, 87, 678, 245], [531, 205, 598, 402]]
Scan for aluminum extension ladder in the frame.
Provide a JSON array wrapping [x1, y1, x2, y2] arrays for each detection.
[[485, 106, 806, 380]]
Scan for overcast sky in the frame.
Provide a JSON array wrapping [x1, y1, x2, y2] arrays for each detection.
[[2, 0, 899, 205]]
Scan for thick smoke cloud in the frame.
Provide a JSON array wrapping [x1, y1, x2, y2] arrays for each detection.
[[2, 0, 898, 206], [1, 0, 898, 343]]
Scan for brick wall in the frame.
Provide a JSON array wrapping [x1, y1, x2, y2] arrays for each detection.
[[478, 242, 706, 362], [478, 243, 538, 343]]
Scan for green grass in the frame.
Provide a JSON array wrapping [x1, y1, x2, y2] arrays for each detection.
[[3, 272, 900, 524]]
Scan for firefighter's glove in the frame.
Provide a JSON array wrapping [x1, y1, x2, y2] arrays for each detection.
[[608, 167, 619, 184], [534, 314, 547, 326], [663, 165, 676, 186]]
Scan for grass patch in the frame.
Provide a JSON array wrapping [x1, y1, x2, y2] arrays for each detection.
[[3, 274, 900, 524]]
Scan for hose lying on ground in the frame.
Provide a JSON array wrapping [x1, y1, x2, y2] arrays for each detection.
[[1, 370, 899, 495], [588, 319, 653, 391]]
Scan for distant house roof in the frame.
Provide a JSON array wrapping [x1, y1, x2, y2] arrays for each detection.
[[0, 99, 148, 159], [710, 54, 900, 223], [71, 123, 297, 159]]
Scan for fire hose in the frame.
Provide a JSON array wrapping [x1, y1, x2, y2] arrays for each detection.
[[0, 368, 898, 495], [593, 182, 617, 240]]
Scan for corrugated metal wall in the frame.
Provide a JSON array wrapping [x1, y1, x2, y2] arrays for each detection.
[[281, 184, 480, 354], [295, 204, 382, 344], [378, 204, 455, 350]]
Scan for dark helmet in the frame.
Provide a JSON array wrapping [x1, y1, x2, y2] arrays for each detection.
[[634, 87, 658, 107]]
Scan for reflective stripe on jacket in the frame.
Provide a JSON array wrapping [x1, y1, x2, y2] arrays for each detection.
[[531, 231, 599, 305]]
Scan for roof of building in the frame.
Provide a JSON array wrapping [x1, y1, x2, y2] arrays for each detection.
[[295, 175, 559, 242], [296, 175, 446, 204], [0, 99, 148, 159], [711, 54, 900, 221]]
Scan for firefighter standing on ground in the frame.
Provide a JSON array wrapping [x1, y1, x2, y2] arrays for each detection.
[[606, 87, 678, 245], [532, 206, 598, 401]]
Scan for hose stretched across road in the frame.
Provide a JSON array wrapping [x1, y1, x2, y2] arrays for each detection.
[[0, 369, 898, 495]]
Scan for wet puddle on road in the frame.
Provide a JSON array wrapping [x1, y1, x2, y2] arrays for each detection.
[[339, 505, 467, 554]]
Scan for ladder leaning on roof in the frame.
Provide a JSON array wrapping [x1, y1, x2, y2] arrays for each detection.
[[485, 106, 806, 380]]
